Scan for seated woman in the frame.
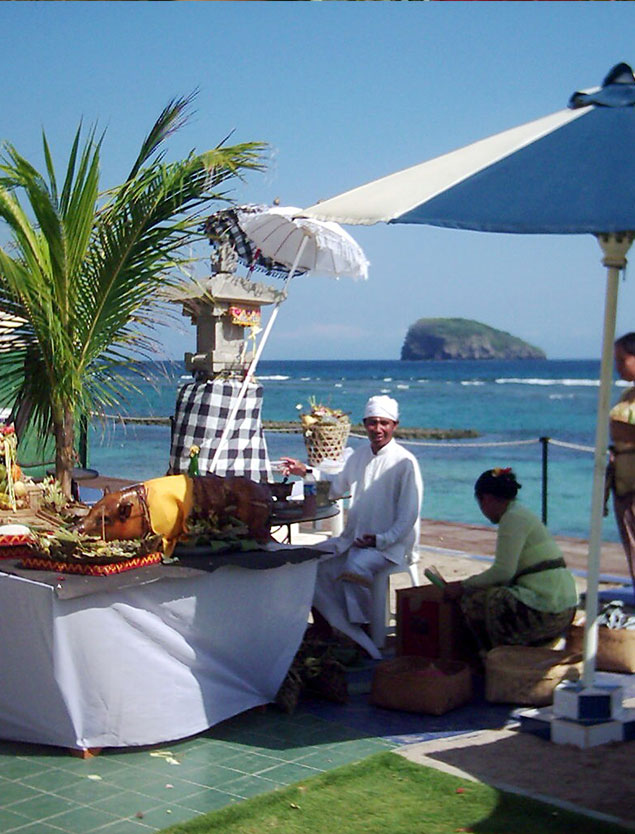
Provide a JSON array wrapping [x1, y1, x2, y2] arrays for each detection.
[[444, 468, 578, 652]]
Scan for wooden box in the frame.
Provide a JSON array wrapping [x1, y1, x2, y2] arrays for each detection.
[[396, 584, 472, 661], [370, 656, 473, 715]]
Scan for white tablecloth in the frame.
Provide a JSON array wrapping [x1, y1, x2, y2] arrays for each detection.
[[0, 559, 317, 750]]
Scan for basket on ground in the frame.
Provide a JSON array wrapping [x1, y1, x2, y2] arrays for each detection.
[[370, 656, 473, 715], [566, 620, 635, 674], [485, 645, 583, 706]]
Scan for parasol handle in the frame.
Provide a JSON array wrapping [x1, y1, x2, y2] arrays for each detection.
[[208, 236, 309, 474], [582, 233, 633, 687]]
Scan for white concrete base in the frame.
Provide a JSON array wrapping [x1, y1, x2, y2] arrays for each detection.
[[553, 680, 624, 722], [516, 703, 635, 748], [550, 716, 625, 748]]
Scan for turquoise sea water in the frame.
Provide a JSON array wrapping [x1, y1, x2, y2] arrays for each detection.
[[87, 358, 625, 543]]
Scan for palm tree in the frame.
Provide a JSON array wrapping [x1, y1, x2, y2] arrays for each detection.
[[0, 94, 265, 498]]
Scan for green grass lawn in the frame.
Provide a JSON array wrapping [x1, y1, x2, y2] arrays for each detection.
[[158, 751, 628, 834]]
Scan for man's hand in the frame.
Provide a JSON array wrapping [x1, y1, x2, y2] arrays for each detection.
[[280, 457, 307, 478], [353, 534, 377, 549]]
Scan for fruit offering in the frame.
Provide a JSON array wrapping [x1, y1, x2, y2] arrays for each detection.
[[0, 423, 30, 511]]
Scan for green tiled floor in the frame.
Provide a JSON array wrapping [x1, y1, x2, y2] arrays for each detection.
[[0, 710, 393, 833]]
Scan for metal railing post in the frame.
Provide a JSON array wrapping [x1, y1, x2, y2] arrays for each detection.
[[540, 436, 549, 525]]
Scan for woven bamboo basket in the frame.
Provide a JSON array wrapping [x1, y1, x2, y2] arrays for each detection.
[[485, 646, 583, 706], [566, 621, 635, 674], [304, 417, 350, 467], [370, 656, 473, 715]]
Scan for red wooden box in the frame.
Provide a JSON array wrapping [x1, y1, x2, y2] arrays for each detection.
[[396, 584, 473, 661]]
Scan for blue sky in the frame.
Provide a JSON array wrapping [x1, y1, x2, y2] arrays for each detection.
[[3, 1, 635, 361]]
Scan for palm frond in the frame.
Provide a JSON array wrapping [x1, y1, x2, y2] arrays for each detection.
[[125, 92, 197, 183], [0, 180, 52, 280], [2, 146, 69, 298], [42, 131, 59, 206], [61, 129, 101, 279]]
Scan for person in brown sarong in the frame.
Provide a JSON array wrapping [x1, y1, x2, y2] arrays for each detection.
[[608, 332, 635, 597], [444, 469, 578, 653]]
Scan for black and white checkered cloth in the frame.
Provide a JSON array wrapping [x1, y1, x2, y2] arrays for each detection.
[[169, 379, 272, 482], [203, 206, 307, 279]]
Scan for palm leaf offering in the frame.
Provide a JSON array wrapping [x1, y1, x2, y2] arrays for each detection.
[[28, 527, 163, 564], [275, 634, 351, 714], [180, 507, 260, 554]]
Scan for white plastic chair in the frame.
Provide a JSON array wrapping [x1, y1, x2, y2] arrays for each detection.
[[369, 559, 419, 649]]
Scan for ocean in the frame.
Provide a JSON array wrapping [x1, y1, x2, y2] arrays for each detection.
[[87, 358, 626, 543]]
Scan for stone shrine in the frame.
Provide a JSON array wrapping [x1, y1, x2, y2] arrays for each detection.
[[177, 241, 285, 379], [168, 241, 281, 481]]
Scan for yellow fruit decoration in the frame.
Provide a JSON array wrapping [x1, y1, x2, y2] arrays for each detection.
[[13, 481, 27, 498]]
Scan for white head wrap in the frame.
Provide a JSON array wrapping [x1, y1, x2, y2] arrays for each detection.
[[364, 395, 399, 422]]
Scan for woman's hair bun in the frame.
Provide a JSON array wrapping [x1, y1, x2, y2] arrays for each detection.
[[474, 467, 521, 500]]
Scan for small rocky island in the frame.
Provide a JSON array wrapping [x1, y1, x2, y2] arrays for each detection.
[[401, 317, 545, 361]]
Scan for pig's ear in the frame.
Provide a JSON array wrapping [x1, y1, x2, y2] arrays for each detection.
[[118, 501, 133, 521]]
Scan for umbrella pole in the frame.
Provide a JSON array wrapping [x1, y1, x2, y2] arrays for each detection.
[[208, 237, 309, 474], [582, 234, 633, 687]]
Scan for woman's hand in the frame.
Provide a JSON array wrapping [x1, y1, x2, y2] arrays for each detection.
[[443, 580, 464, 601], [280, 457, 307, 478]]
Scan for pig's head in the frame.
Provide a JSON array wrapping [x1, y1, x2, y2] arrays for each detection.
[[74, 485, 150, 541]]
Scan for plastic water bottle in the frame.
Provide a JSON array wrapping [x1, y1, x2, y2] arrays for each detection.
[[303, 468, 317, 515]]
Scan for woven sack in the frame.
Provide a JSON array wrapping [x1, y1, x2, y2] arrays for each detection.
[[566, 622, 635, 674], [485, 646, 583, 706], [370, 656, 472, 715], [304, 418, 350, 467]]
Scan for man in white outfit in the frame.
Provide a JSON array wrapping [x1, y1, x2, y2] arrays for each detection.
[[282, 395, 423, 657]]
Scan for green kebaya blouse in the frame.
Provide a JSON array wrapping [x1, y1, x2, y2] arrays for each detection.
[[462, 500, 578, 613]]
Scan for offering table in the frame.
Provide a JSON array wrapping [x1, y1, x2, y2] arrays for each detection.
[[0, 547, 321, 752], [271, 501, 340, 543]]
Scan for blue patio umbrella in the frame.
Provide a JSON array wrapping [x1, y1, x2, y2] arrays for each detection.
[[303, 63, 635, 689]]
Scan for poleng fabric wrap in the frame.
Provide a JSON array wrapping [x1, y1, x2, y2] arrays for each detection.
[[170, 379, 272, 482]]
